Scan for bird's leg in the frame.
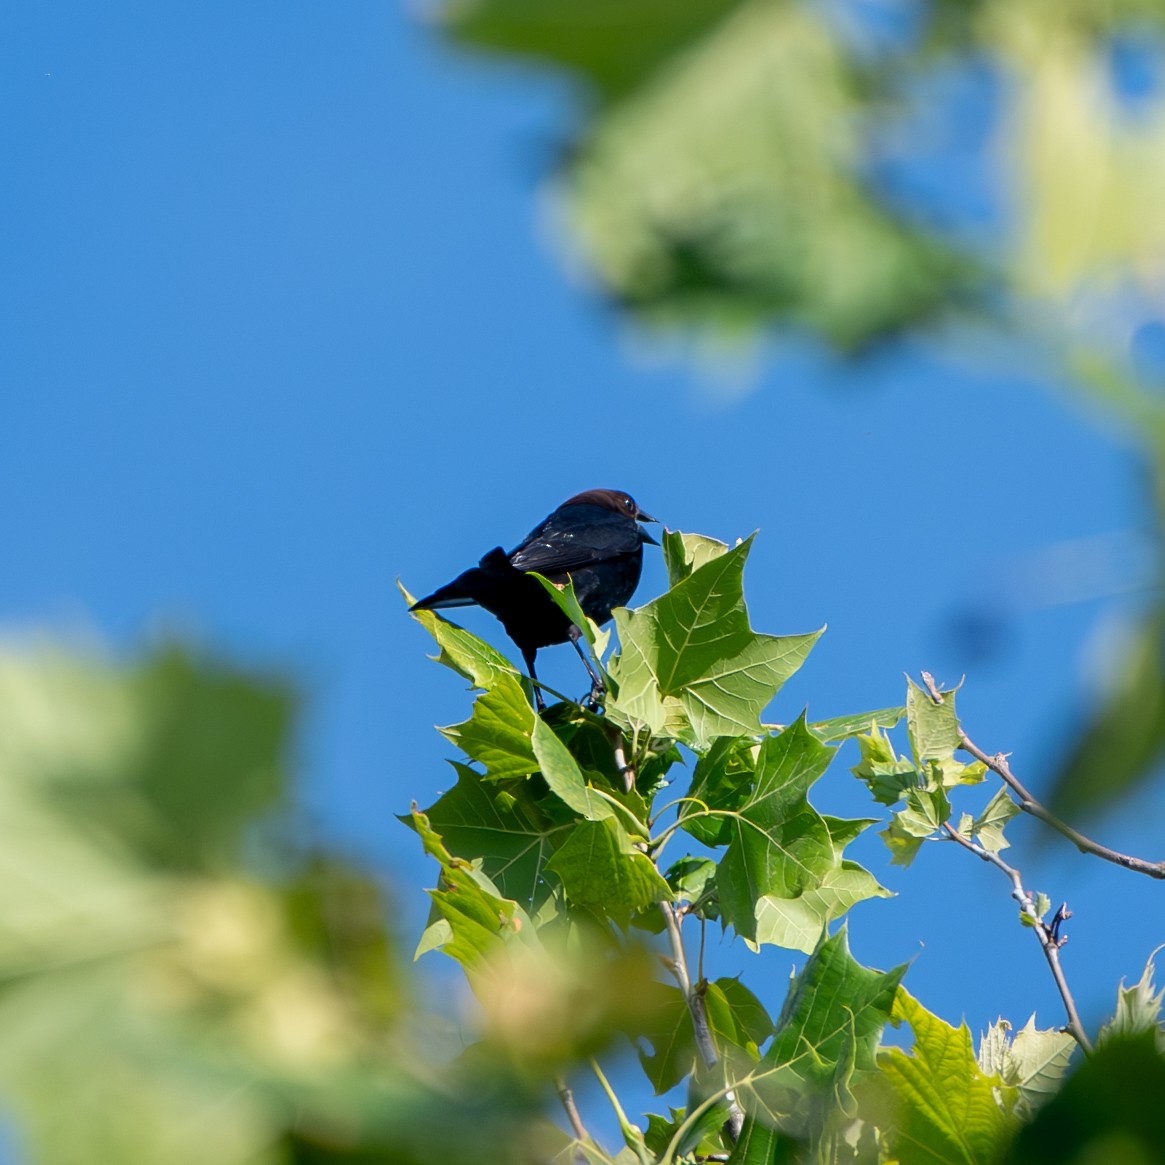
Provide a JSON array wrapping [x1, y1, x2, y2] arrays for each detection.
[[568, 625, 606, 711], [522, 647, 546, 713]]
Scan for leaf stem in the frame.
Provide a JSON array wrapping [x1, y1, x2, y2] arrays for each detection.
[[941, 823, 1093, 1053], [589, 1058, 650, 1165], [920, 672, 1165, 879]]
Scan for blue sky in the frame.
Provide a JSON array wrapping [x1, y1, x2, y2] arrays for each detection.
[[5, 0, 1163, 1130]]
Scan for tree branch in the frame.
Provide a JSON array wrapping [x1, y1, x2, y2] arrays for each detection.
[[941, 823, 1093, 1053], [660, 902, 745, 1140], [555, 1075, 592, 1155], [920, 672, 1165, 880]]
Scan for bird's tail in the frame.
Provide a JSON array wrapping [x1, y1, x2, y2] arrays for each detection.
[[409, 547, 514, 611]]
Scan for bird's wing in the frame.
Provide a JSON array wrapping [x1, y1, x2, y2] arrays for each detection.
[[509, 505, 643, 576]]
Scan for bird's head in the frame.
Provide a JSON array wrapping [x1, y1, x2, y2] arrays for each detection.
[[563, 489, 659, 542]]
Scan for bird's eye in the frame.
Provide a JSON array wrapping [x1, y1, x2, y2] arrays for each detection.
[[623, 495, 634, 512]]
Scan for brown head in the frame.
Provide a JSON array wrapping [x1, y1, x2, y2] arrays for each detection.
[[562, 488, 658, 525]]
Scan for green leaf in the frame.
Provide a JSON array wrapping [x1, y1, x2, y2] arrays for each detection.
[[680, 734, 757, 846], [544, 817, 670, 924], [401, 580, 518, 689], [411, 808, 536, 979], [442, 673, 539, 778], [753, 862, 891, 954], [906, 677, 962, 765], [715, 719, 838, 947], [706, 977, 774, 1061], [978, 1016, 1076, 1118], [970, 786, 1020, 854], [645, 1104, 728, 1161], [750, 927, 905, 1131], [664, 856, 718, 907], [608, 536, 821, 748], [851, 727, 920, 806], [528, 572, 600, 649], [1099, 947, 1165, 1050], [661, 528, 732, 586], [809, 706, 905, 744], [412, 764, 571, 916], [446, 0, 739, 105], [530, 716, 622, 824], [1047, 608, 1165, 821], [635, 982, 695, 1094], [880, 787, 950, 868], [874, 989, 1016, 1165]]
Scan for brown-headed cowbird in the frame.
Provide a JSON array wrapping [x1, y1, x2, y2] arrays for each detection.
[[411, 488, 658, 709]]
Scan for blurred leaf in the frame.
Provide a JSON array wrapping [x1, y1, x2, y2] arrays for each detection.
[[446, 0, 741, 105], [1001, 1034, 1165, 1165], [609, 536, 820, 748], [1047, 609, 1165, 821]]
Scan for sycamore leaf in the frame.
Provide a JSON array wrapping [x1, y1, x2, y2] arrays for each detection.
[[441, 673, 539, 778], [851, 727, 920, 806], [608, 536, 820, 748], [545, 817, 670, 924], [753, 862, 891, 954], [411, 809, 537, 981], [809, 707, 905, 744], [906, 677, 962, 764], [879, 787, 950, 868], [636, 983, 695, 1094], [661, 528, 733, 586], [970, 786, 1020, 854], [1100, 947, 1165, 1050], [679, 734, 757, 847], [749, 928, 905, 1128], [412, 764, 571, 916], [664, 856, 718, 906], [645, 1104, 727, 1161], [530, 717, 624, 825], [528, 573, 608, 663], [874, 989, 1016, 1165], [978, 1017, 1076, 1118], [401, 581, 518, 689], [715, 719, 838, 947]]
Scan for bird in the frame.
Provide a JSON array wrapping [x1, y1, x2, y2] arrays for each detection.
[[410, 489, 658, 710]]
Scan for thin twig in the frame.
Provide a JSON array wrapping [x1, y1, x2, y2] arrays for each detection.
[[920, 672, 1165, 879], [555, 1075, 591, 1147], [942, 823, 1093, 1053], [660, 902, 745, 1140]]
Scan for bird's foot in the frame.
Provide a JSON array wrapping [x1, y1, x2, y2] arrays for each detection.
[[582, 683, 606, 714]]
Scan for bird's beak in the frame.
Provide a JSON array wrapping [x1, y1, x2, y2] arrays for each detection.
[[637, 510, 659, 545], [640, 529, 660, 545], [637, 511, 659, 525]]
